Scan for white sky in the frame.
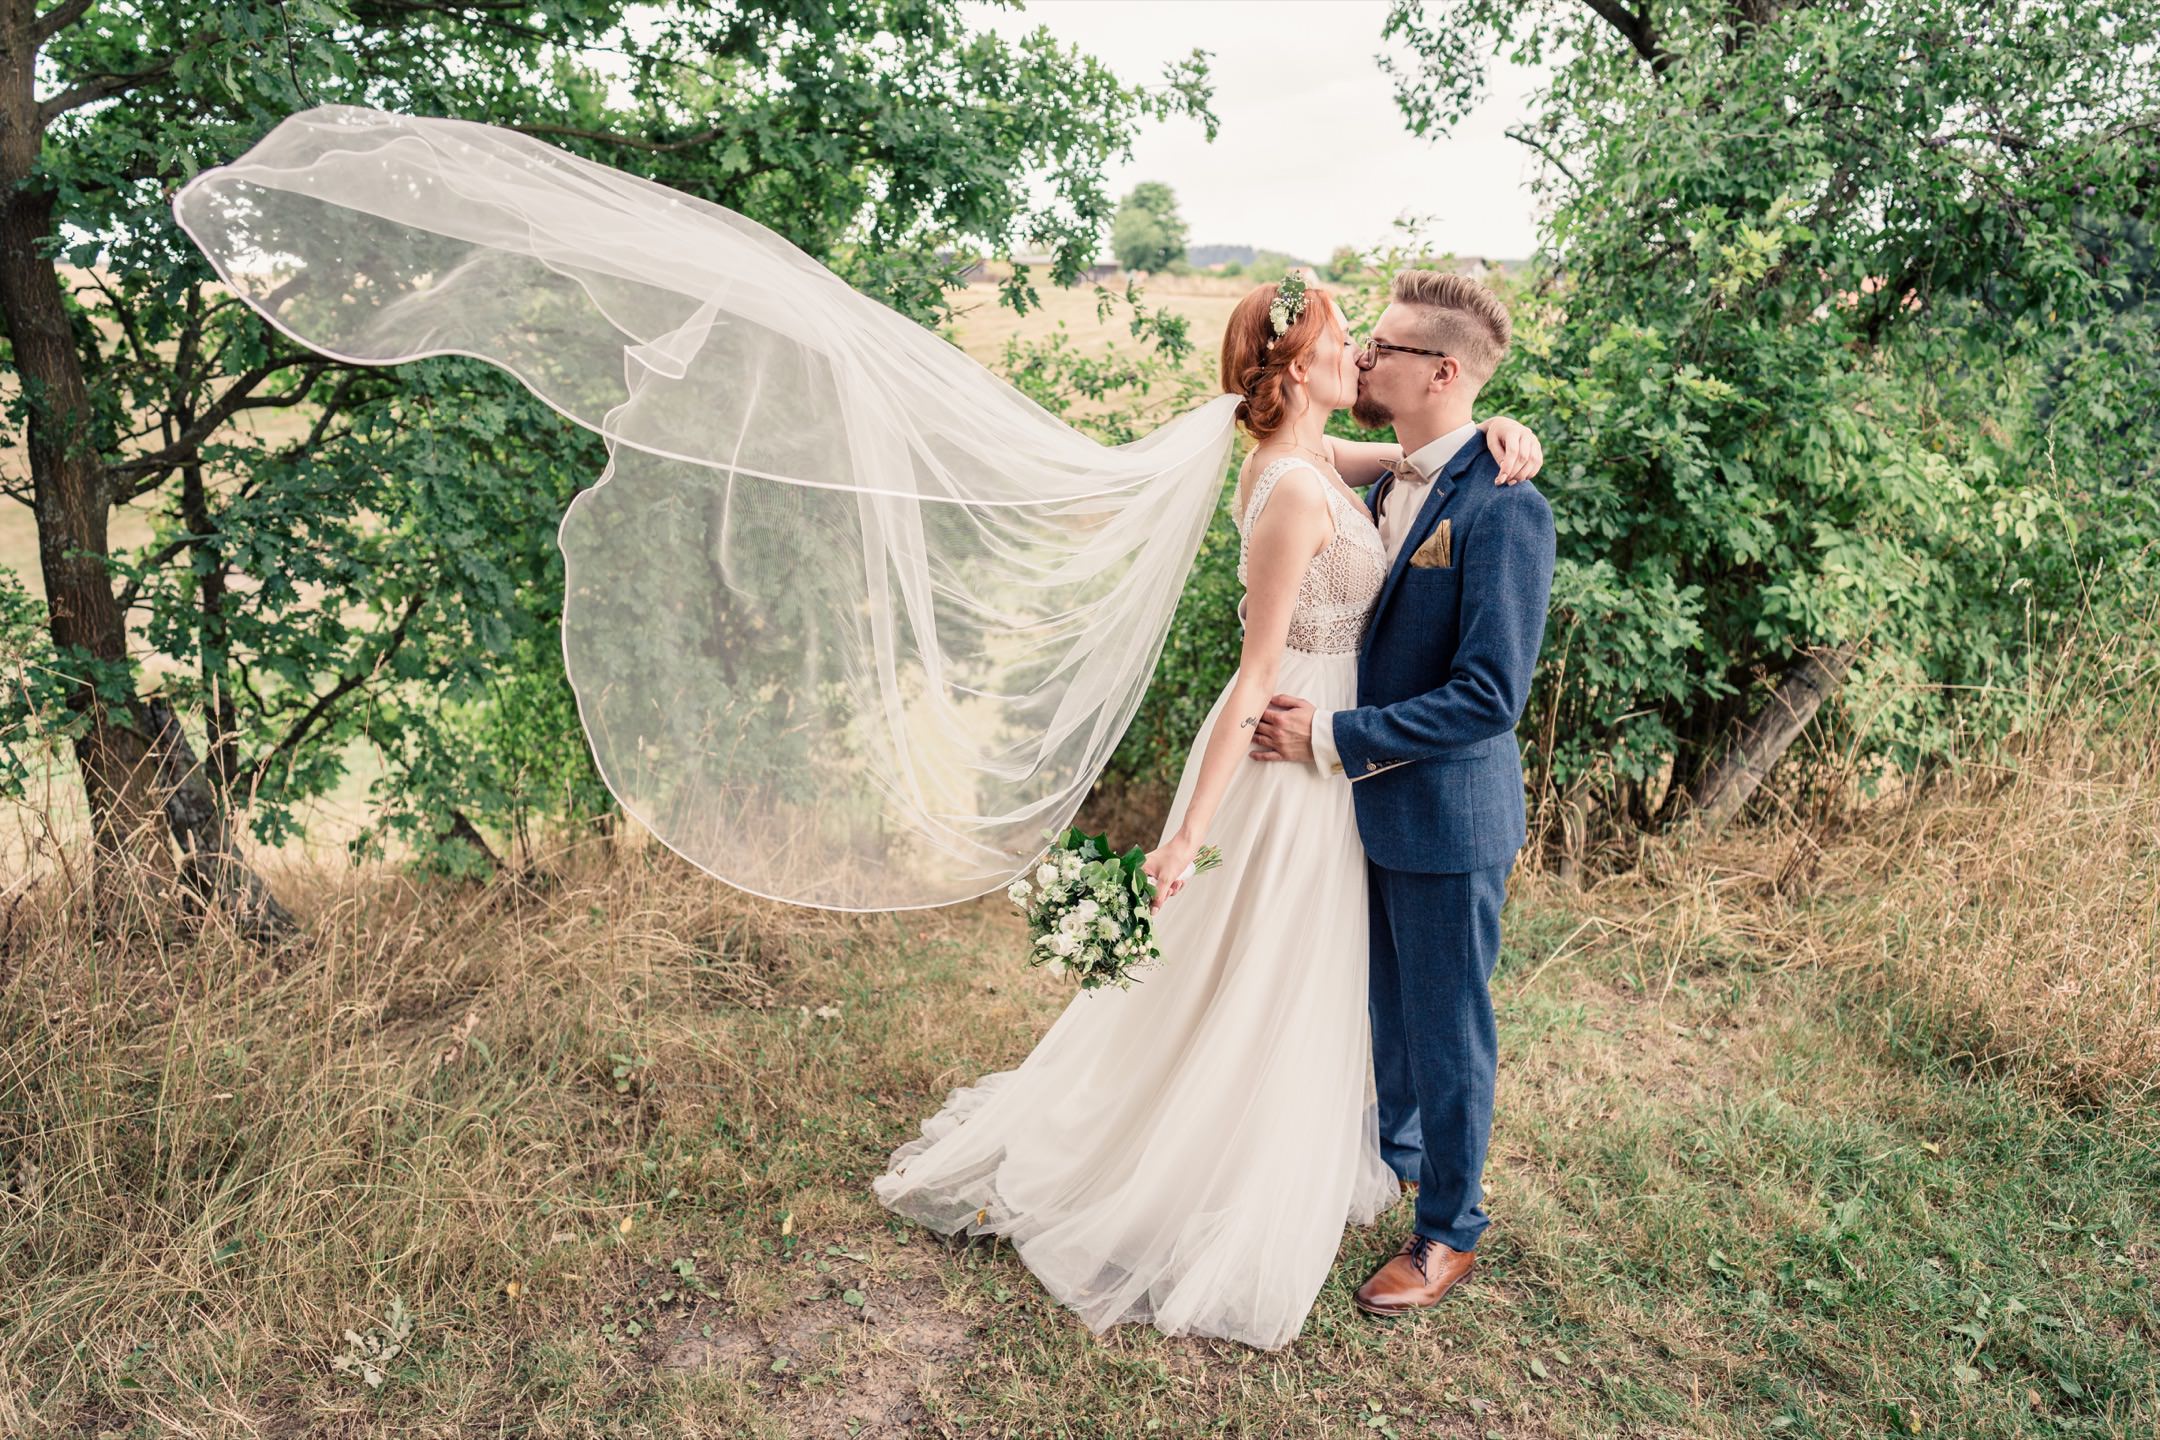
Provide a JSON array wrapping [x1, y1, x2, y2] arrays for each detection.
[[963, 0, 1550, 264]]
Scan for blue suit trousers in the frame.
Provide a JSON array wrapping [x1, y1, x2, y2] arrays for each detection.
[[1367, 857, 1512, 1251]]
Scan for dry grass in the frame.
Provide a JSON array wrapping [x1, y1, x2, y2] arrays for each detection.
[[1792, 726, 2160, 1108], [1494, 586, 2160, 1119], [3, 635, 2157, 1435], [4, 718, 2156, 1436], [942, 274, 1247, 367], [0, 832, 976, 1436]]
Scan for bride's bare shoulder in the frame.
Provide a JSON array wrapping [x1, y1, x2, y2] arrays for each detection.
[[1234, 447, 1331, 544], [1235, 443, 1301, 513], [1236, 442, 1317, 490]]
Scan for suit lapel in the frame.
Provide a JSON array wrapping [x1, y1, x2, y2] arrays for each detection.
[[1362, 432, 1489, 657], [1365, 468, 1396, 524]]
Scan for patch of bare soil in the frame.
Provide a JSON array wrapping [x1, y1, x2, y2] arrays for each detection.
[[659, 1235, 974, 1438]]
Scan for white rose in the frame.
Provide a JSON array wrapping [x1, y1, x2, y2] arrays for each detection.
[[1007, 879, 1032, 904], [1035, 863, 1058, 887], [1075, 898, 1099, 921], [1050, 931, 1078, 956]]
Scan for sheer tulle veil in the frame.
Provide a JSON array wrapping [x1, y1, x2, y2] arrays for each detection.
[[172, 105, 1239, 909]]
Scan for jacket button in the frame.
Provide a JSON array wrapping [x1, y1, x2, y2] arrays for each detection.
[[1364, 760, 1377, 771]]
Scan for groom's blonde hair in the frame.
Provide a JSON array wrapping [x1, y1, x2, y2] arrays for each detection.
[[1390, 269, 1511, 386]]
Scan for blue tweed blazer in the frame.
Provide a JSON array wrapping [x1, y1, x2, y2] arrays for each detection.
[[1332, 430, 1557, 873]]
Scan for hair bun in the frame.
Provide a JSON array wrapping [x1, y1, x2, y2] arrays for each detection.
[[1218, 277, 1335, 443]]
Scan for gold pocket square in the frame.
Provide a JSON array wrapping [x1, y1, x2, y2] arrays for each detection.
[[1408, 518, 1453, 569]]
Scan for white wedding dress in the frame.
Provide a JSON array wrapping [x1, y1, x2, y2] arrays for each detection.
[[873, 457, 1402, 1350]]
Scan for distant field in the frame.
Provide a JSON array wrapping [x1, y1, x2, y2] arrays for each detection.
[[946, 273, 1248, 373]]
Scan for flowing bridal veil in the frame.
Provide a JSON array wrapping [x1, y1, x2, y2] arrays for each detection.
[[174, 105, 1239, 909]]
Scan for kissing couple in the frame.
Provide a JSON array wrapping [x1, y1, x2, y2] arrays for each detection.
[[876, 267, 1559, 1349]]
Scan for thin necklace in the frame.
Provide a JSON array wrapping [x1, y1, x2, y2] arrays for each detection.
[[1274, 438, 1362, 514], [1285, 437, 1334, 472]]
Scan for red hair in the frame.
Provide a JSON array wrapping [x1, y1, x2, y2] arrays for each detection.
[[1219, 278, 1340, 442]]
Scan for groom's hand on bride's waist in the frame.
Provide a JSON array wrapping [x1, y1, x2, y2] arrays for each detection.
[[1250, 694, 1315, 764]]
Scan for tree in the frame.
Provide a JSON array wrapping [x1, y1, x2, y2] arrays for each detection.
[[1244, 248, 1308, 283], [1323, 245, 1369, 282], [1382, 0, 2160, 846], [0, 1, 1214, 930], [1111, 181, 1190, 272]]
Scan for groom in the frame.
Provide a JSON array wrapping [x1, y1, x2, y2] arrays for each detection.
[[1250, 269, 1556, 1316]]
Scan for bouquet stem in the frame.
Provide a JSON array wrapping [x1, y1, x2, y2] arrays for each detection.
[[1177, 844, 1225, 884]]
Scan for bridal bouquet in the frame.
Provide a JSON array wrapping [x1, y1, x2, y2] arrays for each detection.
[[1007, 826, 1224, 991]]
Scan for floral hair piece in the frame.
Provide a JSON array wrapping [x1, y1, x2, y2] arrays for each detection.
[[1266, 270, 1310, 341]]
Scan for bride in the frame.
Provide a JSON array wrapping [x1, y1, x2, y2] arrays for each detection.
[[872, 273, 1541, 1350]]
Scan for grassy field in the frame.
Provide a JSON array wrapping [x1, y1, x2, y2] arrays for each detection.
[[3, 712, 2154, 1437]]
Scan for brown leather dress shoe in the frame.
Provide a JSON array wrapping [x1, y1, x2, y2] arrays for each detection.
[[1353, 1232, 1474, 1317]]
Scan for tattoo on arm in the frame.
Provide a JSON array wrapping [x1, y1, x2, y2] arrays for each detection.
[[1239, 715, 1258, 730]]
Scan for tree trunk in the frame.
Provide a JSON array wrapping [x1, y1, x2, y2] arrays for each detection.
[[141, 697, 300, 942], [440, 808, 505, 874], [1673, 642, 1858, 832], [180, 457, 246, 792], [1, 12, 293, 937], [0, 129, 169, 930]]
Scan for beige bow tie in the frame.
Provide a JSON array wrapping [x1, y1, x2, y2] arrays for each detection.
[[1374, 456, 1428, 518]]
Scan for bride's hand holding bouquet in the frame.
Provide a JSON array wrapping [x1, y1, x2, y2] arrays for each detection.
[[1141, 830, 1205, 913]]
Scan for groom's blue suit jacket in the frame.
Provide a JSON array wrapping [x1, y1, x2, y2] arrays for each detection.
[[1335, 430, 1558, 874]]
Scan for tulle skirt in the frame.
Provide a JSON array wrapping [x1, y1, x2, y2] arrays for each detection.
[[872, 648, 1400, 1350]]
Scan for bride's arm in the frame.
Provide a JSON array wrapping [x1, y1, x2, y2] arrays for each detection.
[[1140, 471, 1330, 908], [1324, 436, 1404, 487], [1326, 419, 1546, 489]]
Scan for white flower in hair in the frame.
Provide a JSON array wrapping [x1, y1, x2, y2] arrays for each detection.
[[1267, 270, 1310, 339]]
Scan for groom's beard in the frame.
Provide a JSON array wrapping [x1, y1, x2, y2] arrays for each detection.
[[1351, 389, 1393, 431]]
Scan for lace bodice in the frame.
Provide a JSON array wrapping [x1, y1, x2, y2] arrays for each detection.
[[1233, 457, 1389, 655]]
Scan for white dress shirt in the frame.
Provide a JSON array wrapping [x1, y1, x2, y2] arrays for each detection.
[[1310, 421, 1481, 777]]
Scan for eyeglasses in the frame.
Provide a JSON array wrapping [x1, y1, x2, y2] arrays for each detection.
[[1355, 336, 1450, 370]]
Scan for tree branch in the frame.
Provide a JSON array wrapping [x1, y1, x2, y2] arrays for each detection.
[[1578, 0, 1667, 70], [105, 358, 333, 493], [247, 583, 431, 781], [38, 57, 176, 128], [115, 534, 199, 615], [509, 120, 727, 155], [236, 373, 370, 502], [1506, 125, 1583, 188], [33, 0, 94, 46]]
